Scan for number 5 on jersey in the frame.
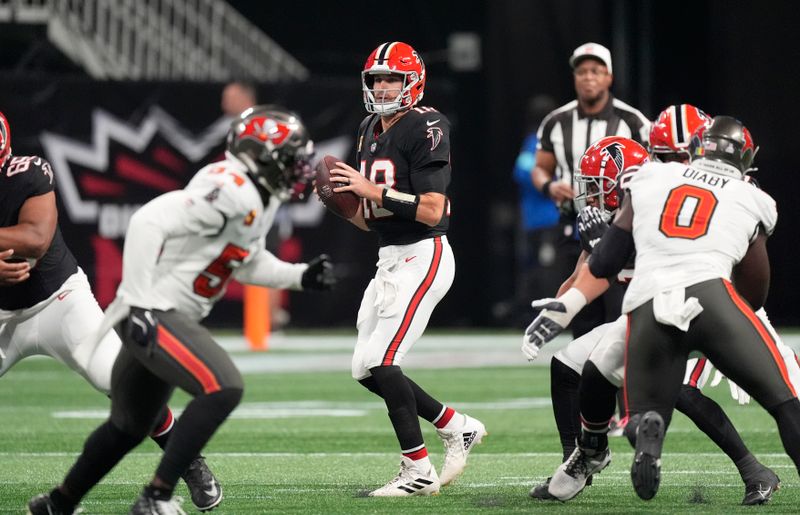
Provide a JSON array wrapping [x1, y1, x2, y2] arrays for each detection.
[[361, 159, 396, 220]]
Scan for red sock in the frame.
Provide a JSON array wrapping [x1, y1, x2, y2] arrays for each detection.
[[402, 445, 429, 461], [434, 406, 455, 429]]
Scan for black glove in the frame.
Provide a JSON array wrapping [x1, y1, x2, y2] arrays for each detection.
[[125, 307, 158, 350], [577, 206, 609, 252], [301, 254, 336, 291]]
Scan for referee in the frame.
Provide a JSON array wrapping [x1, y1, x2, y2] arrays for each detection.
[[531, 41, 650, 338]]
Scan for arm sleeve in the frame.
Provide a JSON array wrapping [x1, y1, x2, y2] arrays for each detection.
[[116, 190, 226, 304], [234, 249, 308, 290]]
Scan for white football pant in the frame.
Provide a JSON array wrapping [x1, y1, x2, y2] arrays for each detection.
[[352, 236, 454, 380], [0, 268, 120, 392]]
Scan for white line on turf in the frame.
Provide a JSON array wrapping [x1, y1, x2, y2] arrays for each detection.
[[50, 398, 553, 419]]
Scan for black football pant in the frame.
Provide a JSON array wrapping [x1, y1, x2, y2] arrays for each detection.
[[625, 278, 800, 473], [61, 309, 243, 501]]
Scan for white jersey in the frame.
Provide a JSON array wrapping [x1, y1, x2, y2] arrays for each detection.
[[99, 154, 307, 335], [622, 161, 777, 313]]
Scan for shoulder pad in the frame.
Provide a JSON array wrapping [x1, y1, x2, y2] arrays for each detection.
[[2, 155, 55, 190]]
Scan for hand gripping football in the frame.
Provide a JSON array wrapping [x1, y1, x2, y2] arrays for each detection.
[[315, 155, 360, 219]]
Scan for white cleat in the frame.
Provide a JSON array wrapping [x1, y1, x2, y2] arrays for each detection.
[[368, 457, 441, 497], [437, 415, 487, 486], [548, 446, 611, 501]]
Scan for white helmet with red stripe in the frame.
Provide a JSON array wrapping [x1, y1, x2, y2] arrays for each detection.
[[649, 104, 711, 162], [0, 111, 11, 168], [362, 42, 426, 115]]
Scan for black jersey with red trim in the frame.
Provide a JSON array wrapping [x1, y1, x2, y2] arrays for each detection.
[[0, 155, 78, 310], [356, 106, 451, 246]]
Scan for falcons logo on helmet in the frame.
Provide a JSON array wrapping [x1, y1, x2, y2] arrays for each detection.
[[427, 127, 443, 151], [600, 141, 626, 171]]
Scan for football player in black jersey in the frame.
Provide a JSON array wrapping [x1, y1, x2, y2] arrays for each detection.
[[0, 111, 221, 513], [327, 42, 486, 496]]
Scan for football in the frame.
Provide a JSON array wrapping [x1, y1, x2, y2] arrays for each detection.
[[315, 155, 360, 219]]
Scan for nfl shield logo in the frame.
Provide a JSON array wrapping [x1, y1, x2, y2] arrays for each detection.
[[370, 142, 377, 153]]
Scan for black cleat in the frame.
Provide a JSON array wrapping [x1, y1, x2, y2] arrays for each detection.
[[27, 494, 75, 515], [182, 456, 222, 512], [742, 466, 780, 505], [630, 411, 664, 500], [529, 477, 557, 500]]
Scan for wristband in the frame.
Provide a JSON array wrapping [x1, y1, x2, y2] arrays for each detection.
[[542, 179, 555, 198], [381, 188, 420, 220]]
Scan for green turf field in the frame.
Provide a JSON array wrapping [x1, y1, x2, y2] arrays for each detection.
[[1, 351, 798, 513]]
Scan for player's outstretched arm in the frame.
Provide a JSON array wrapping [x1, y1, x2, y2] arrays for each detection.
[[0, 192, 57, 259]]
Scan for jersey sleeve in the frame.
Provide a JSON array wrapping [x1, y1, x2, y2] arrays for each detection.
[[406, 112, 451, 194], [752, 188, 778, 236], [234, 248, 308, 290], [7, 156, 56, 198], [406, 111, 451, 171]]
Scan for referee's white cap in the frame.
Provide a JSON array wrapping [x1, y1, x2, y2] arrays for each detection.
[[569, 42, 613, 74]]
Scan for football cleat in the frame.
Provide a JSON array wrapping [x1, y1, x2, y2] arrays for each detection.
[[630, 411, 665, 500], [130, 493, 186, 515], [437, 414, 487, 486], [182, 456, 222, 511], [369, 457, 440, 497], [27, 493, 80, 515], [742, 466, 780, 505], [548, 446, 611, 501], [529, 477, 557, 500]]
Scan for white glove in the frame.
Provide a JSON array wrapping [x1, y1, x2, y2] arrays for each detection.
[[711, 370, 751, 405], [522, 288, 588, 362]]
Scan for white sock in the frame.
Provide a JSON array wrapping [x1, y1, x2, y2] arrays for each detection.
[[442, 413, 466, 431]]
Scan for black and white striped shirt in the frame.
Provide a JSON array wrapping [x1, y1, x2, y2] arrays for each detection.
[[537, 94, 651, 187]]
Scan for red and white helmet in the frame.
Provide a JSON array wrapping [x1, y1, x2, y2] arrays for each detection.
[[362, 42, 426, 115], [649, 104, 711, 162], [0, 111, 11, 168], [575, 136, 649, 219]]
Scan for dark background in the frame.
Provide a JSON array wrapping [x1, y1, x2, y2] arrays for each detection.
[[2, 0, 799, 327]]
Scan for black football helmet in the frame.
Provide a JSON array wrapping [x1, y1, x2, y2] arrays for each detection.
[[0, 111, 11, 168], [689, 115, 756, 176], [226, 105, 314, 200]]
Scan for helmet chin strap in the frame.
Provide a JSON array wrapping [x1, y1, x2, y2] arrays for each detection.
[[691, 158, 743, 179]]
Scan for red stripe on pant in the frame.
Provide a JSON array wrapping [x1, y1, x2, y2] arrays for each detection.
[[382, 237, 443, 366], [688, 358, 708, 388], [722, 280, 797, 397], [157, 325, 221, 394]]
